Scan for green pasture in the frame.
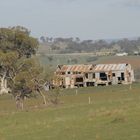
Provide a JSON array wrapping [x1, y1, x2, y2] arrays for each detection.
[[0, 83, 140, 140], [37, 54, 91, 67], [37, 54, 140, 68]]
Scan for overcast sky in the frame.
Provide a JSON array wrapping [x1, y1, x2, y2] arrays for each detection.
[[0, 0, 140, 39]]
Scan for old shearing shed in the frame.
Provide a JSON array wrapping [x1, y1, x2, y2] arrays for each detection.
[[54, 63, 135, 89]]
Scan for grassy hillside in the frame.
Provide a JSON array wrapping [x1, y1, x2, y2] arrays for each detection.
[[37, 54, 140, 80], [0, 83, 140, 140], [37, 54, 140, 68]]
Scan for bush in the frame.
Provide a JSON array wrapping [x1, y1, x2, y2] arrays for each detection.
[[86, 57, 98, 62]]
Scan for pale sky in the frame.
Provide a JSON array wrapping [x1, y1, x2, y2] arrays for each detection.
[[0, 0, 140, 39]]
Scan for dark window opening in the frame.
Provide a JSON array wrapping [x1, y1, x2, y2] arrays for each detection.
[[85, 73, 88, 79], [68, 72, 70, 74], [121, 73, 125, 81], [118, 77, 121, 81], [75, 84, 84, 87], [108, 82, 112, 85], [112, 73, 116, 77], [100, 73, 107, 81], [118, 77, 122, 84], [93, 73, 95, 79], [76, 77, 83, 82], [87, 82, 95, 87]]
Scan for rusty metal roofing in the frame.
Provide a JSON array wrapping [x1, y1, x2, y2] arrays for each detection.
[[56, 63, 129, 73], [56, 64, 94, 73], [94, 64, 128, 72]]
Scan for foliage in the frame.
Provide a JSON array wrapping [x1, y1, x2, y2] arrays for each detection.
[[86, 56, 98, 62], [0, 26, 38, 58], [39, 37, 140, 54], [0, 26, 41, 107]]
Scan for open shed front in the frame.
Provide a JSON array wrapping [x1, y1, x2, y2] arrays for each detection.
[[94, 70, 134, 86]]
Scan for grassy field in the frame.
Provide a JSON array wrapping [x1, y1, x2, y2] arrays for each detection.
[[37, 53, 92, 66], [0, 83, 140, 140], [37, 54, 140, 69]]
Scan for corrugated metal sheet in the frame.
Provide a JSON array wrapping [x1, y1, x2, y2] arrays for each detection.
[[94, 64, 127, 72], [56, 64, 94, 73], [56, 63, 129, 73]]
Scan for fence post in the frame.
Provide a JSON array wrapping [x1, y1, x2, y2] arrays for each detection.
[[76, 89, 78, 95], [89, 96, 91, 104], [129, 84, 132, 90]]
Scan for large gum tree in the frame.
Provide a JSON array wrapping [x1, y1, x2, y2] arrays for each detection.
[[0, 26, 47, 109]]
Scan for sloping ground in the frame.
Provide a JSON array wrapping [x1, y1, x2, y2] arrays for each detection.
[[0, 83, 140, 140], [96, 56, 140, 69], [37, 54, 140, 80], [37, 54, 140, 69]]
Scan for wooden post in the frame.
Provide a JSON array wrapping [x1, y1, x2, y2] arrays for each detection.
[[89, 96, 91, 104], [129, 84, 132, 90], [21, 100, 24, 110], [76, 89, 78, 95]]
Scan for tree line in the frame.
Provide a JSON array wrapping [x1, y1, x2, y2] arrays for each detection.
[[40, 36, 140, 54]]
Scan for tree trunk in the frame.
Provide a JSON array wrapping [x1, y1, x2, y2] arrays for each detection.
[[15, 95, 24, 110], [0, 73, 8, 95], [39, 90, 47, 105]]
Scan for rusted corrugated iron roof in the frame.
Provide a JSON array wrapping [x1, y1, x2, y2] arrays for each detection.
[[56, 64, 94, 73], [56, 63, 129, 73], [94, 64, 128, 72]]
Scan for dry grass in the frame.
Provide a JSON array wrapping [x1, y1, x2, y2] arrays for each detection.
[[0, 83, 140, 140]]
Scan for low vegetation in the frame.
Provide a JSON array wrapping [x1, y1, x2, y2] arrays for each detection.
[[0, 83, 140, 139]]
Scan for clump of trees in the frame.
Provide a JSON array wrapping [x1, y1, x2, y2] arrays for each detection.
[[86, 57, 98, 63], [0, 26, 51, 109], [39, 36, 140, 54]]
